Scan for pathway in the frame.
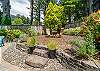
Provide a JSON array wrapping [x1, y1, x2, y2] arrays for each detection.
[[0, 42, 27, 71]]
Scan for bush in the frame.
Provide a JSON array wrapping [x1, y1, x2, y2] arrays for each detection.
[[63, 27, 81, 36], [12, 18, 23, 25], [1, 16, 11, 25], [26, 37, 36, 47], [0, 29, 7, 36], [26, 27, 37, 37], [81, 12, 100, 50], [6, 30, 16, 41], [12, 29, 24, 38], [47, 39, 59, 50], [19, 34, 28, 43], [0, 29, 24, 41], [70, 39, 96, 59], [77, 43, 96, 59], [70, 39, 85, 48], [44, 2, 65, 35]]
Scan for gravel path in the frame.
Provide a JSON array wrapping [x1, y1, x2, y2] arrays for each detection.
[[0, 42, 27, 71]]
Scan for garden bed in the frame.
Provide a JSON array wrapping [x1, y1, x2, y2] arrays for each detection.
[[2, 42, 100, 71]]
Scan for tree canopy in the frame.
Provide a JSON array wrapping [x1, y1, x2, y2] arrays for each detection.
[[44, 2, 64, 31], [12, 17, 23, 25]]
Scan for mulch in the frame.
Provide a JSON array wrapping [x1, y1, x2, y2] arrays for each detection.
[[36, 35, 83, 50]]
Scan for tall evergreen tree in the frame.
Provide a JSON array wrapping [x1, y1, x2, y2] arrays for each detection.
[[0, 10, 3, 25]]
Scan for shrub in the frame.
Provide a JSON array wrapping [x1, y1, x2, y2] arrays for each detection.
[[63, 27, 81, 36], [1, 16, 11, 25], [81, 12, 100, 50], [12, 29, 24, 38], [47, 39, 59, 50], [12, 18, 23, 25], [44, 2, 65, 35], [19, 34, 28, 43], [26, 37, 36, 47], [70, 39, 96, 59], [77, 43, 96, 59], [70, 39, 85, 48], [6, 30, 16, 41], [26, 27, 37, 37], [0, 29, 7, 36]]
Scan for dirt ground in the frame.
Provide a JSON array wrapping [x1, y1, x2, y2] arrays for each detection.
[[36, 35, 83, 50]]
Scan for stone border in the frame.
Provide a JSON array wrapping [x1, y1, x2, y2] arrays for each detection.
[[56, 49, 100, 71], [16, 43, 48, 58], [16, 43, 100, 71], [16, 43, 28, 53]]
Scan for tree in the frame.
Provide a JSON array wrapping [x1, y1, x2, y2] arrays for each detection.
[[61, 0, 79, 25], [12, 18, 23, 25], [30, 0, 34, 25], [1, 15, 11, 25], [44, 2, 64, 35], [12, 14, 29, 25], [0, 11, 3, 24], [20, 15, 28, 24]]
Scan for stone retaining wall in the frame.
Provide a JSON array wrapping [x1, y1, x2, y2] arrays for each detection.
[[56, 49, 100, 71], [16, 43, 100, 71]]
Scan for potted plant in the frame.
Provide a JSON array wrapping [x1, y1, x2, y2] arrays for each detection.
[[47, 40, 59, 59], [26, 37, 36, 54]]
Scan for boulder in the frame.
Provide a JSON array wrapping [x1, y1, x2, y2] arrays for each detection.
[[25, 55, 48, 68], [33, 48, 48, 58], [16, 43, 28, 52]]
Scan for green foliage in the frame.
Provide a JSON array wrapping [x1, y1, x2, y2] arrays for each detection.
[[70, 39, 85, 48], [77, 42, 96, 59], [0, 28, 24, 41], [12, 18, 23, 25], [61, 0, 79, 23], [6, 30, 16, 41], [26, 27, 37, 37], [0, 11, 3, 24], [0, 29, 7, 36], [1, 15, 11, 25], [20, 16, 28, 24], [47, 39, 59, 50], [63, 27, 81, 36], [26, 37, 36, 47], [12, 29, 24, 38], [69, 13, 100, 58], [74, 0, 88, 21], [44, 2, 64, 31], [13, 14, 29, 24], [81, 12, 100, 50], [70, 39, 96, 58]]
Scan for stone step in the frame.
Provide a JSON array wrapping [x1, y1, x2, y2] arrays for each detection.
[[25, 55, 49, 68], [16, 44, 49, 58], [33, 48, 48, 58], [16, 43, 28, 53], [36, 45, 48, 50]]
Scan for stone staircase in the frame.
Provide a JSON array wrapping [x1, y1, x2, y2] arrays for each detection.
[[25, 45, 49, 68], [33, 45, 48, 58]]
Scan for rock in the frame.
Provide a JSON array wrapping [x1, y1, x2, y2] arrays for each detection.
[[16, 43, 28, 52], [33, 48, 48, 58], [25, 55, 48, 68]]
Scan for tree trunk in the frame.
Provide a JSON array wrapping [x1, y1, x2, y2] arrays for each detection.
[[30, 0, 34, 25]]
